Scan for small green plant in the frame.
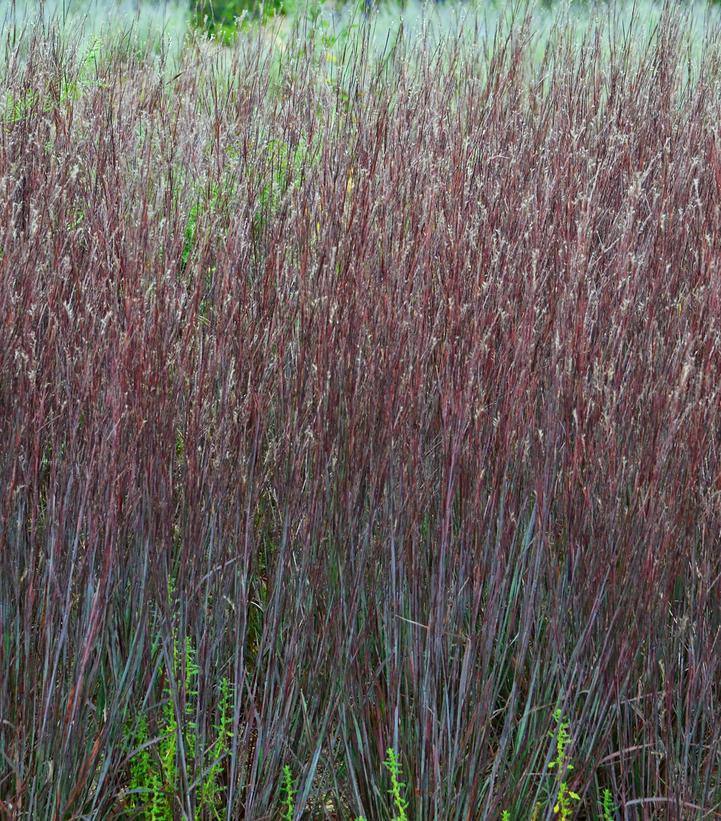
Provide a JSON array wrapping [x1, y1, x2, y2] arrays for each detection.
[[147, 642, 179, 820], [253, 139, 293, 238], [181, 202, 199, 271], [127, 714, 165, 815], [252, 135, 318, 242], [501, 811, 511, 820], [3, 88, 38, 123], [197, 675, 232, 819], [599, 787, 617, 821], [384, 748, 409, 821], [549, 709, 580, 820], [280, 764, 296, 820], [180, 182, 227, 273], [127, 636, 232, 818], [55, 38, 102, 105]]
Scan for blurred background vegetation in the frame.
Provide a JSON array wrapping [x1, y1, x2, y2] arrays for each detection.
[[3, 0, 715, 48]]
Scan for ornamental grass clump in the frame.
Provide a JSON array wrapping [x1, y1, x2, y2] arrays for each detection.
[[2, 3, 721, 817]]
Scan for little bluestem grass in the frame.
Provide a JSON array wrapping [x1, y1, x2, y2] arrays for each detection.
[[3, 4, 721, 817]]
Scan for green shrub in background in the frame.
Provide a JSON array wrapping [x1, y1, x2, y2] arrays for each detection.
[[190, 0, 289, 37]]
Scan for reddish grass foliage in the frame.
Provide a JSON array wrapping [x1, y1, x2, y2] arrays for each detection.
[[1, 7, 721, 819]]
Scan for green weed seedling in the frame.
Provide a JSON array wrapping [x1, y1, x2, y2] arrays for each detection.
[[127, 714, 164, 817], [3, 89, 38, 124], [549, 709, 580, 820], [181, 201, 199, 272], [253, 135, 319, 240], [280, 764, 296, 820], [384, 748, 409, 821], [197, 675, 232, 819], [181, 184, 217, 272], [599, 787, 617, 821], [127, 635, 232, 819]]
